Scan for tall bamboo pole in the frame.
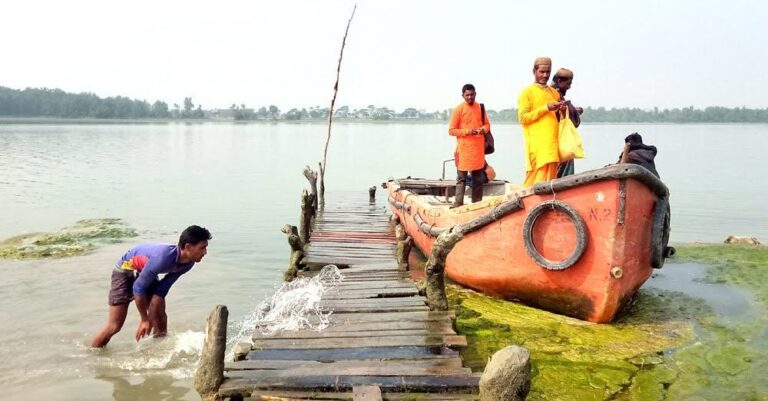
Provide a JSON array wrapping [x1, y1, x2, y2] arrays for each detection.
[[319, 4, 357, 207]]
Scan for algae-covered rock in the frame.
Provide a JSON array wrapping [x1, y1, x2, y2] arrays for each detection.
[[0, 218, 137, 259], [479, 345, 531, 401]]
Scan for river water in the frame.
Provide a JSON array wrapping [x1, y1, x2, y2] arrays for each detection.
[[0, 122, 766, 400]]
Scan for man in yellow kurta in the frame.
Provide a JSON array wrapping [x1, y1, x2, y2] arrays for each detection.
[[518, 57, 566, 187], [449, 83, 490, 207]]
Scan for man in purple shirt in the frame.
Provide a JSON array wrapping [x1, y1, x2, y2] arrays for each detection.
[[91, 225, 211, 348]]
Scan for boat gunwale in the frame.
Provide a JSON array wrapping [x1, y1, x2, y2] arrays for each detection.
[[386, 163, 667, 239]]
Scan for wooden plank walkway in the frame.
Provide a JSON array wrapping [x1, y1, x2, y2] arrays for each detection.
[[218, 192, 479, 400]]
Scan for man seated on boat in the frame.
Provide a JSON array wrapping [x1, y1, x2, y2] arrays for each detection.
[[448, 83, 491, 207], [619, 132, 660, 178], [91, 225, 211, 348], [518, 57, 566, 187], [550, 68, 584, 178]]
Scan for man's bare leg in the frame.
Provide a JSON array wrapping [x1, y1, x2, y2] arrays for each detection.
[[91, 304, 129, 348], [149, 295, 167, 337]]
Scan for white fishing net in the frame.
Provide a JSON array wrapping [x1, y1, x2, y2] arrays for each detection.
[[230, 265, 343, 343]]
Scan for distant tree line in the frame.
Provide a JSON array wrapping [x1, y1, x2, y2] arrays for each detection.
[[0, 87, 204, 119], [3, 86, 768, 123]]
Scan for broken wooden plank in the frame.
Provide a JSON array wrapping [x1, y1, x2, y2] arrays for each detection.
[[252, 327, 458, 341], [218, 374, 480, 396], [250, 335, 467, 350], [225, 358, 465, 372], [225, 362, 471, 377], [245, 346, 459, 362], [325, 311, 455, 322], [245, 391, 479, 400]]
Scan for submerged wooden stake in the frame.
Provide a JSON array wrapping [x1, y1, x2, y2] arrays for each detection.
[[194, 305, 228, 400], [425, 226, 464, 311], [368, 186, 376, 203], [282, 224, 304, 282]]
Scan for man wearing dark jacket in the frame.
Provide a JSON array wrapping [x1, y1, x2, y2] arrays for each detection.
[[619, 133, 660, 177]]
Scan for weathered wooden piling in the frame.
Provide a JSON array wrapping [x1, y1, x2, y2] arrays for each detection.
[[194, 305, 228, 400], [300, 188, 314, 244], [368, 185, 376, 203], [282, 224, 303, 282], [395, 223, 412, 271], [303, 165, 319, 214], [425, 226, 464, 311]]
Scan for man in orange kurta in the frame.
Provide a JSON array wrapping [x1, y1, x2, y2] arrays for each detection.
[[518, 57, 566, 187], [449, 83, 490, 207]]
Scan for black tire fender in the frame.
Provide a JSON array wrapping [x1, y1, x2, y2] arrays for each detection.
[[650, 198, 672, 269], [523, 200, 588, 271]]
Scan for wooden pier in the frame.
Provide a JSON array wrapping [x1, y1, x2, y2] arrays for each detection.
[[216, 191, 480, 400]]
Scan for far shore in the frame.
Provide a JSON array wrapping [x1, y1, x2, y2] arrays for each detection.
[[2, 117, 767, 126]]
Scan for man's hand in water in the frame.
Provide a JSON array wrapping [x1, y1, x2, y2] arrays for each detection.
[[135, 320, 151, 342]]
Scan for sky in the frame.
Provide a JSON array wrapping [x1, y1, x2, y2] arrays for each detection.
[[1, 0, 765, 111]]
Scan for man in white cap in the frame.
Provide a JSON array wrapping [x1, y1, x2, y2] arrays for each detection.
[[517, 57, 565, 187]]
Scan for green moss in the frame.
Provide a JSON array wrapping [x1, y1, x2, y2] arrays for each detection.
[[675, 244, 768, 306], [0, 218, 137, 259], [447, 243, 768, 400]]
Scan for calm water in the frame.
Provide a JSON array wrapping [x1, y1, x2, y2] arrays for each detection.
[[0, 122, 766, 400]]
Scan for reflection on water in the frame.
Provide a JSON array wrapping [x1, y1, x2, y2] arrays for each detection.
[[96, 374, 190, 401]]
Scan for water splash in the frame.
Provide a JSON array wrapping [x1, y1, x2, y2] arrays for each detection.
[[94, 330, 205, 379], [228, 265, 343, 347]]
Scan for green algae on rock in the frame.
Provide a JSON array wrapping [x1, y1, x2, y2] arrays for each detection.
[[0, 218, 137, 259]]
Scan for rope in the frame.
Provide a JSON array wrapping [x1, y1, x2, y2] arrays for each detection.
[[550, 180, 557, 209]]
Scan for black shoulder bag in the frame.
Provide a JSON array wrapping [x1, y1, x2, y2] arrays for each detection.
[[480, 103, 494, 155]]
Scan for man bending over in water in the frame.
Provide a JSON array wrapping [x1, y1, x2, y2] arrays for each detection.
[[91, 225, 211, 348]]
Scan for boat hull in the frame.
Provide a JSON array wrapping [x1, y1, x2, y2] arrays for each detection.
[[387, 165, 670, 323]]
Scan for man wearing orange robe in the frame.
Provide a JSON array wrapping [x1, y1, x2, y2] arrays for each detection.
[[449, 84, 490, 207], [518, 57, 566, 187]]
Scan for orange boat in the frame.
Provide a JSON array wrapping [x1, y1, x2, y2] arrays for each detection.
[[385, 164, 674, 323]]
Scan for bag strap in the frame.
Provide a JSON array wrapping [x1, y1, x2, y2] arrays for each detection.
[[480, 103, 486, 125]]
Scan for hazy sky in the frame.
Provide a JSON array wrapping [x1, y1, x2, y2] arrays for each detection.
[[1, 0, 765, 111]]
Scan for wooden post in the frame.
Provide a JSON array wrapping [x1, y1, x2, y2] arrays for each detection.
[[395, 224, 412, 271], [368, 186, 376, 203], [194, 305, 228, 400], [300, 189, 314, 244], [282, 224, 304, 282], [303, 165, 319, 215], [425, 226, 463, 311]]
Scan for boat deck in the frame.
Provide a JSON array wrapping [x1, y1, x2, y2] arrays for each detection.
[[217, 191, 479, 400]]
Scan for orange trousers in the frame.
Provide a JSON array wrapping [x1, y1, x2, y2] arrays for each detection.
[[523, 162, 558, 188]]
